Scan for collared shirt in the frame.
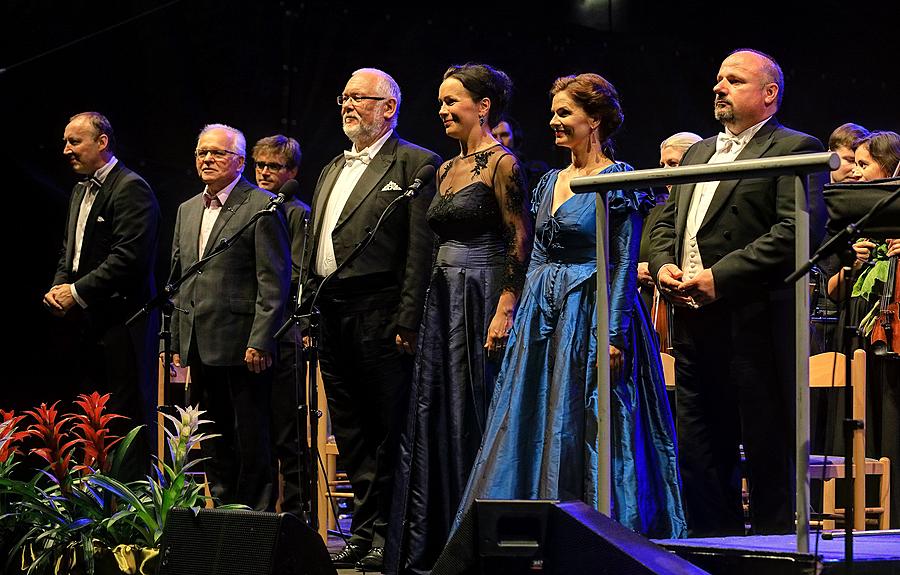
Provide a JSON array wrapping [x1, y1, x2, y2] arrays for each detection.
[[199, 175, 240, 257], [314, 129, 393, 276], [680, 116, 772, 281], [71, 156, 118, 308]]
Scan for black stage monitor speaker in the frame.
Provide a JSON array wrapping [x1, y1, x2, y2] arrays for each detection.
[[433, 499, 709, 575], [156, 508, 337, 575]]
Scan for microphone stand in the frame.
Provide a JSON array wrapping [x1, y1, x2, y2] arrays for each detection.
[[787, 183, 900, 570], [274, 186, 420, 536], [128, 198, 285, 456]]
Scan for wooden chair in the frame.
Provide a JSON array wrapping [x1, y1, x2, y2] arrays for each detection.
[[660, 351, 676, 392], [809, 350, 891, 530], [311, 362, 352, 541]]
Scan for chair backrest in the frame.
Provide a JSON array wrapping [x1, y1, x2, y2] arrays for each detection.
[[660, 352, 676, 391], [809, 350, 867, 530]]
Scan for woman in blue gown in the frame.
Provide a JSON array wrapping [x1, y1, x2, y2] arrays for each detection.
[[385, 63, 533, 575], [448, 72, 687, 545]]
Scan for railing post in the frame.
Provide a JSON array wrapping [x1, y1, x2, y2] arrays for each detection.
[[795, 174, 811, 553], [596, 193, 612, 516]]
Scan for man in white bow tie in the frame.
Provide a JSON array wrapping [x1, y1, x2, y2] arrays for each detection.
[[649, 49, 825, 536], [44, 112, 161, 475], [301, 68, 441, 570]]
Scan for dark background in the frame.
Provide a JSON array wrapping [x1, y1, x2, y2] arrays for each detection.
[[2, 0, 897, 409]]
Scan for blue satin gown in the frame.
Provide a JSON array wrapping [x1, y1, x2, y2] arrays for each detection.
[[452, 163, 687, 539]]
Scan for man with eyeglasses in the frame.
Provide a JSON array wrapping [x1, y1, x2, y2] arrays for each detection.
[[302, 68, 440, 570], [166, 123, 291, 511], [251, 134, 312, 522]]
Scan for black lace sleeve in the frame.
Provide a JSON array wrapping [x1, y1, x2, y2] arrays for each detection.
[[492, 153, 533, 296]]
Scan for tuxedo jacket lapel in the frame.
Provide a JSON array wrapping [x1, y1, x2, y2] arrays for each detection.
[[334, 151, 395, 231], [334, 145, 396, 232], [699, 119, 780, 232], [676, 139, 716, 239], [79, 164, 123, 258], [312, 158, 343, 240], [65, 181, 89, 271]]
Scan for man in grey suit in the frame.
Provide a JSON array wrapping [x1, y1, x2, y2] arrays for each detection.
[[649, 49, 824, 536], [45, 112, 160, 471], [168, 123, 291, 511], [303, 68, 440, 570]]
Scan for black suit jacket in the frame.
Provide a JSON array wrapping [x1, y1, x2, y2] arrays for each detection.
[[303, 133, 441, 330], [54, 160, 160, 330], [169, 177, 291, 365], [649, 118, 824, 299]]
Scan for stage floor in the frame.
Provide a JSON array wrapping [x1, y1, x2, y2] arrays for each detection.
[[658, 532, 900, 575]]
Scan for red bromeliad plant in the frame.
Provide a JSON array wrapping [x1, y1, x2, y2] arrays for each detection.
[[0, 410, 28, 475], [24, 401, 80, 493], [70, 392, 126, 475]]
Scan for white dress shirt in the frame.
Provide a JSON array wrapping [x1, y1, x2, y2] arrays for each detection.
[[314, 129, 393, 276], [680, 116, 772, 281], [199, 175, 240, 257], [70, 156, 118, 308]]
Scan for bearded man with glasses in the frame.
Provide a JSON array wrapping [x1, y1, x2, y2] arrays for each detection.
[[301, 68, 440, 570]]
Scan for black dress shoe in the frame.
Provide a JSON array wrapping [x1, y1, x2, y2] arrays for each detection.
[[331, 543, 369, 568], [356, 546, 384, 572]]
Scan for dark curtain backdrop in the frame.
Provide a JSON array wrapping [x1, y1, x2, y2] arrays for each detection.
[[2, 0, 896, 409]]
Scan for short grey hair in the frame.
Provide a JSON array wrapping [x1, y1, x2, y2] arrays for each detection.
[[198, 123, 246, 157], [660, 131, 703, 152], [352, 67, 402, 128]]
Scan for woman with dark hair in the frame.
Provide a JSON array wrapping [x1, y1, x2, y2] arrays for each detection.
[[385, 63, 532, 575], [828, 130, 900, 528], [445, 73, 687, 550]]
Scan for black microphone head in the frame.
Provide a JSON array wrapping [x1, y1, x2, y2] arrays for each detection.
[[414, 164, 436, 186], [278, 178, 300, 199]]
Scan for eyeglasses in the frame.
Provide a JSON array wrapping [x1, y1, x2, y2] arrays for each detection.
[[336, 94, 387, 106], [255, 161, 287, 172], [195, 148, 240, 159]]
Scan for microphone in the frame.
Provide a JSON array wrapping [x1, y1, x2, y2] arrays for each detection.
[[403, 164, 436, 198], [269, 179, 300, 207]]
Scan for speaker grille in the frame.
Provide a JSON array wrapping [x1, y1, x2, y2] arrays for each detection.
[[158, 508, 280, 574]]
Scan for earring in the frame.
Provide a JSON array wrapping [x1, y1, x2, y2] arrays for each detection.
[[479, 115, 485, 126]]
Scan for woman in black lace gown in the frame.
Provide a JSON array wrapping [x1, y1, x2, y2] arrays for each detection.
[[385, 63, 532, 575]]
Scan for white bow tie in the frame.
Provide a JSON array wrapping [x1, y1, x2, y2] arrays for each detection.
[[343, 150, 371, 165], [716, 133, 743, 154]]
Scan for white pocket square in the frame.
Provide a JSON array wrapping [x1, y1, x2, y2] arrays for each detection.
[[96, 216, 105, 223], [381, 181, 402, 191]]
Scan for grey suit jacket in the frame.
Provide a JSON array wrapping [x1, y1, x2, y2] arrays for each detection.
[[168, 177, 291, 366], [303, 133, 441, 330], [648, 118, 824, 299]]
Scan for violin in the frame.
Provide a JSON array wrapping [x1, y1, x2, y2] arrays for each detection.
[[870, 253, 900, 358]]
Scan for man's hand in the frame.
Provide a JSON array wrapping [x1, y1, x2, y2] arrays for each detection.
[[43, 284, 77, 316], [656, 264, 694, 307], [852, 239, 878, 267], [887, 238, 899, 258], [680, 268, 718, 307], [395, 326, 418, 355], [245, 347, 273, 374], [637, 262, 654, 289]]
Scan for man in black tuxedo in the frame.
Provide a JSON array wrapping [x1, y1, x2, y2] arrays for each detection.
[[303, 68, 440, 570], [44, 112, 160, 468], [168, 124, 291, 511], [649, 49, 824, 536], [251, 134, 311, 520]]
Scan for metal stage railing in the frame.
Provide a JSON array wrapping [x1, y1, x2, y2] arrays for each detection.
[[570, 151, 839, 554]]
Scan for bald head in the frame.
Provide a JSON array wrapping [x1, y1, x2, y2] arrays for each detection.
[[713, 49, 782, 133]]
